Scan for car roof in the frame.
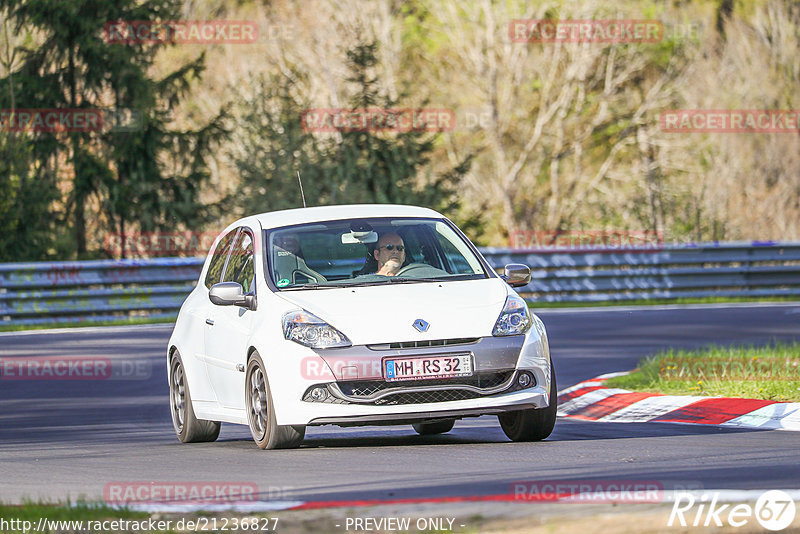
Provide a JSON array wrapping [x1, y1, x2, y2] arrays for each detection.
[[238, 204, 444, 231]]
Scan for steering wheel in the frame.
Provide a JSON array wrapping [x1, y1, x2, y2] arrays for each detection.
[[394, 263, 430, 277]]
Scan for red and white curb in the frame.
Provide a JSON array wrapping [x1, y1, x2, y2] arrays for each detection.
[[558, 372, 800, 431]]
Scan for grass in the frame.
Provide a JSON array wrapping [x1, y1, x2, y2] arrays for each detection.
[[0, 501, 147, 526], [0, 316, 176, 332], [528, 295, 800, 309], [604, 342, 800, 402]]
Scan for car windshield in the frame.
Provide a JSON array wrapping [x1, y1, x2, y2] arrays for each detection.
[[265, 217, 488, 289]]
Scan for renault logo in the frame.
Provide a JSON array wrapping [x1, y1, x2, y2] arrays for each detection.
[[412, 319, 430, 332]]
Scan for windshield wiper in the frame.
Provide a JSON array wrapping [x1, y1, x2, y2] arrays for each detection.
[[388, 277, 446, 284], [389, 274, 479, 284], [281, 274, 481, 290], [281, 280, 391, 290], [280, 283, 348, 290]]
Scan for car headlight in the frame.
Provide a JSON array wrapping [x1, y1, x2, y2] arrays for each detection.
[[282, 310, 352, 348], [492, 295, 532, 336]]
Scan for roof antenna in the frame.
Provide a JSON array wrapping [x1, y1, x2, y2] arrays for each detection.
[[296, 170, 307, 208]]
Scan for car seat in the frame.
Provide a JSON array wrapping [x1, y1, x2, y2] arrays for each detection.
[[273, 237, 327, 284]]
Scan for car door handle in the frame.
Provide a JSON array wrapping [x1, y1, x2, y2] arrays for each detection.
[[205, 318, 214, 326]]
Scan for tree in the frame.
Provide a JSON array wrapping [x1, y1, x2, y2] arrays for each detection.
[[412, 0, 690, 243], [228, 40, 474, 223], [0, 5, 64, 260], [0, 131, 60, 259], [227, 72, 332, 214], [0, 0, 225, 260]]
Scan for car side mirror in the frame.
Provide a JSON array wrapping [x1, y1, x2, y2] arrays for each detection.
[[502, 263, 531, 288], [209, 282, 256, 310]]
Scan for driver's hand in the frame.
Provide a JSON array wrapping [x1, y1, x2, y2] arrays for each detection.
[[377, 258, 402, 276]]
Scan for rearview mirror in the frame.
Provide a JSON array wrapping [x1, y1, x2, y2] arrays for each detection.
[[342, 231, 378, 244], [502, 263, 531, 288], [209, 282, 256, 310]]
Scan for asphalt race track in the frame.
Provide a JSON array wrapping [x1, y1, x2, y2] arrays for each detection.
[[1, 304, 799, 504]]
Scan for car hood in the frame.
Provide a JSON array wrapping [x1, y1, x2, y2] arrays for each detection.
[[275, 278, 510, 345]]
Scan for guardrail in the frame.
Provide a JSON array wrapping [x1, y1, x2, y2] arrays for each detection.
[[0, 258, 202, 326], [484, 241, 800, 303], [1, 242, 799, 325]]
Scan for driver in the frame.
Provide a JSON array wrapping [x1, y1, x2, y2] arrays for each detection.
[[373, 233, 406, 276]]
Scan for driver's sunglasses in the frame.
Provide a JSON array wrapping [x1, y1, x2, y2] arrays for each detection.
[[380, 244, 405, 252]]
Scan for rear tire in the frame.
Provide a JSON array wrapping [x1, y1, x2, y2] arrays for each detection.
[[412, 419, 456, 435], [246, 351, 305, 449], [498, 363, 557, 442], [169, 351, 220, 443]]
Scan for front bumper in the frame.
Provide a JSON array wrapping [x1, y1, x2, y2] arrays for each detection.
[[271, 328, 552, 426], [307, 390, 547, 427]]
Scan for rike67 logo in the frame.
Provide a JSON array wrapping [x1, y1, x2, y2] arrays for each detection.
[[669, 490, 797, 531]]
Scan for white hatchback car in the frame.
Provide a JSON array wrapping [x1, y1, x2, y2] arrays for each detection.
[[167, 204, 556, 449]]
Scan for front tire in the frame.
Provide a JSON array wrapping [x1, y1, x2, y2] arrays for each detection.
[[498, 363, 557, 442], [169, 351, 220, 443], [246, 351, 305, 449]]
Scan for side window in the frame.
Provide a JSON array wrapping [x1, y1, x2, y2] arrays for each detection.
[[402, 227, 442, 270], [223, 230, 255, 293], [204, 229, 237, 289], [435, 232, 472, 274]]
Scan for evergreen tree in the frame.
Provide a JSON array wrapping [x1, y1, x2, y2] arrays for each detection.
[[0, 130, 59, 259], [0, 0, 225, 260], [229, 72, 334, 214], [229, 40, 473, 220]]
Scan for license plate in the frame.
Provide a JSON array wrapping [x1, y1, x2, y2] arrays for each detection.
[[384, 354, 473, 382]]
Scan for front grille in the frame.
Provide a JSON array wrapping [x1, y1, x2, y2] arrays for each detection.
[[301, 369, 535, 405], [338, 371, 514, 398], [374, 389, 481, 405], [367, 338, 480, 350]]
